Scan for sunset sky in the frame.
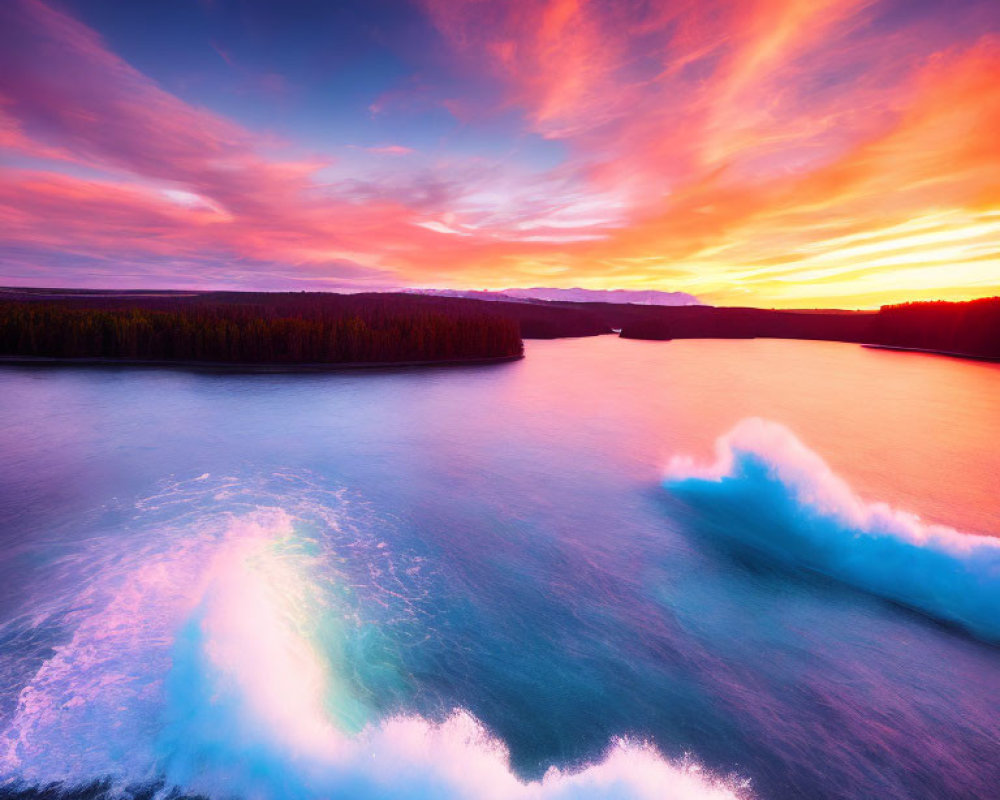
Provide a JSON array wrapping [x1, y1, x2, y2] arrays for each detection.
[[1, 0, 998, 307]]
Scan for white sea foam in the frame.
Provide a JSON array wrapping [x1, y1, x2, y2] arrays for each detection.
[[665, 418, 1000, 640], [1, 501, 750, 800]]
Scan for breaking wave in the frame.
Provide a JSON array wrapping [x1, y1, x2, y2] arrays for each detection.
[[664, 419, 1000, 642], [0, 476, 748, 800]]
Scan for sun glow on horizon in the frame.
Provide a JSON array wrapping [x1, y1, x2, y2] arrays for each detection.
[[0, 0, 998, 307]]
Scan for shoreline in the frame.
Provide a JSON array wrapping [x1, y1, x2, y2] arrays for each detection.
[[4, 342, 998, 372], [617, 337, 1000, 364], [0, 353, 524, 374], [861, 344, 1000, 364]]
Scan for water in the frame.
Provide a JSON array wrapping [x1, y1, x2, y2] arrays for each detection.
[[0, 337, 998, 800]]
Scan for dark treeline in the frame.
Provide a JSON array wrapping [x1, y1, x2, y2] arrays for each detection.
[[2, 289, 996, 364], [873, 297, 1000, 358], [0, 289, 612, 340], [0, 293, 524, 365], [615, 297, 1000, 359], [615, 305, 874, 342]]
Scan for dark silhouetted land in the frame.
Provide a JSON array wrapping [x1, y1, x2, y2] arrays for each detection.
[[1, 289, 997, 366], [612, 297, 1000, 361], [0, 291, 525, 368]]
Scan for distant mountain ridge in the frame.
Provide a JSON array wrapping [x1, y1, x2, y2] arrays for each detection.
[[407, 287, 702, 306]]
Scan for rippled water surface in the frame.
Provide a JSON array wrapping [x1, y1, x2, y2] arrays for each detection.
[[0, 337, 998, 800]]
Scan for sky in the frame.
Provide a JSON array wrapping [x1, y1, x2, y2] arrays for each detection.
[[0, 0, 998, 308]]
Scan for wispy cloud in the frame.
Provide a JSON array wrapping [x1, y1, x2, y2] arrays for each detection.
[[0, 0, 998, 304]]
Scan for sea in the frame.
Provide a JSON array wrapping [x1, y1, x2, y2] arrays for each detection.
[[0, 336, 998, 799]]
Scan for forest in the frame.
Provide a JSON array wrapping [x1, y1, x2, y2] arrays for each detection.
[[1, 290, 997, 365], [615, 305, 875, 342], [614, 297, 1000, 359], [0, 293, 524, 365], [872, 297, 1000, 359]]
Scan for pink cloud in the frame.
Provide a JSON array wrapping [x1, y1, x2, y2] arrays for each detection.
[[0, 0, 998, 306], [366, 145, 415, 156], [0, 0, 615, 289]]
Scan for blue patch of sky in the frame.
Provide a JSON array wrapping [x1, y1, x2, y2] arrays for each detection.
[[57, 0, 565, 172]]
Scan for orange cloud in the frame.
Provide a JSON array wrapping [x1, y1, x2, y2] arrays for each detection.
[[1, 0, 998, 305], [416, 0, 1000, 306]]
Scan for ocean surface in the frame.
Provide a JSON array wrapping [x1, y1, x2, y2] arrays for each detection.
[[0, 337, 998, 800]]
